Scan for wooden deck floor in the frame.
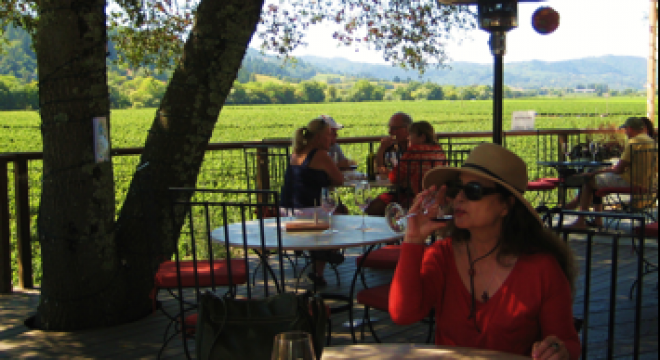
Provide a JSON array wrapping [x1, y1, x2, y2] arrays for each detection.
[[0, 234, 657, 359]]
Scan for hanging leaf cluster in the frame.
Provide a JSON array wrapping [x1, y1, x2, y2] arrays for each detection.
[[108, 0, 195, 74], [2, 0, 478, 74], [257, 0, 477, 72], [0, 0, 39, 52]]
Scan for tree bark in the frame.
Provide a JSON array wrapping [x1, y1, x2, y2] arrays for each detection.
[[112, 0, 265, 322], [36, 0, 265, 329], [36, 0, 117, 329]]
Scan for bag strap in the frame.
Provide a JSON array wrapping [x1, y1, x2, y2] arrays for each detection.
[[304, 291, 327, 359], [202, 291, 230, 360]]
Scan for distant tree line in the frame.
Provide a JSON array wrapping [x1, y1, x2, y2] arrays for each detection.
[[0, 75, 38, 110], [0, 26, 650, 110], [0, 71, 649, 110]]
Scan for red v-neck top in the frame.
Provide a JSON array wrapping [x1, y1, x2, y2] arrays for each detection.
[[390, 239, 580, 359]]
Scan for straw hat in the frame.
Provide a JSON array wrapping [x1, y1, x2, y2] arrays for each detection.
[[422, 143, 542, 225]]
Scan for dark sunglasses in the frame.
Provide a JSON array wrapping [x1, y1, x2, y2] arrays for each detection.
[[446, 181, 503, 201]]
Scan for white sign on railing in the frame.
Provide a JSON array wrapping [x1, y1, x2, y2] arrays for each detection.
[[93, 116, 110, 163], [511, 111, 536, 130]]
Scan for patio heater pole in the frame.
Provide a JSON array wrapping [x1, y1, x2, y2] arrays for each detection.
[[476, 0, 521, 145], [490, 31, 506, 145]]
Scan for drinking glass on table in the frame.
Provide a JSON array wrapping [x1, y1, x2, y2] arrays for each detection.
[[271, 331, 316, 360], [321, 187, 339, 234], [589, 141, 599, 162], [562, 142, 572, 161], [354, 181, 372, 231]]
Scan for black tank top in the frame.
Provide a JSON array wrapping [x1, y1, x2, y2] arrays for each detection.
[[280, 149, 332, 208]]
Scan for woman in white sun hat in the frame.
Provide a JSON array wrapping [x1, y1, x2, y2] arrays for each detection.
[[389, 143, 580, 360]]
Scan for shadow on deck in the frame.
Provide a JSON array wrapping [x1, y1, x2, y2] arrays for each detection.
[[0, 235, 657, 359]]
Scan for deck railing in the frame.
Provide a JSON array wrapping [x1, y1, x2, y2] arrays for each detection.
[[0, 128, 617, 293]]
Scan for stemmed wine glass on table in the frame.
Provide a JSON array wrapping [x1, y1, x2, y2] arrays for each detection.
[[354, 181, 372, 231], [271, 331, 316, 360], [589, 141, 599, 162], [321, 187, 339, 234], [562, 141, 572, 161]]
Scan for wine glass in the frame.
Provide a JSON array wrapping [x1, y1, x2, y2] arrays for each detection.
[[271, 331, 316, 360], [589, 141, 599, 162], [384, 191, 452, 234], [387, 150, 398, 168], [562, 141, 572, 161], [354, 181, 371, 231], [321, 187, 339, 234]]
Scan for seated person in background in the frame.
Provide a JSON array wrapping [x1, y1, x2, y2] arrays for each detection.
[[366, 112, 413, 215], [388, 121, 447, 196], [390, 143, 580, 360], [280, 117, 345, 286], [568, 117, 656, 228], [375, 112, 412, 174], [320, 114, 354, 214], [565, 116, 657, 210], [319, 114, 357, 170]]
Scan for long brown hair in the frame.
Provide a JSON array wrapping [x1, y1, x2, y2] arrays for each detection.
[[638, 116, 656, 139], [408, 121, 438, 145], [446, 189, 577, 295]]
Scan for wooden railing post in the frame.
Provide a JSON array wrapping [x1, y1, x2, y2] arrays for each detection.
[[556, 133, 570, 206], [255, 147, 270, 202], [558, 133, 569, 161], [14, 157, 33, 289], [0, 159, 12, 293]]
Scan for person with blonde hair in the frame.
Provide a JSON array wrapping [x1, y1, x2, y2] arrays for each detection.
[[280, 117, 344, 286], [390, 143, 580, 359]]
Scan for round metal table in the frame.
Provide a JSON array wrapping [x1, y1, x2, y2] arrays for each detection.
[[210, 215, 402, 251]]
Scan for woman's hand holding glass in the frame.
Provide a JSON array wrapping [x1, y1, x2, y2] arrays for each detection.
[[404, 185, 451, 244]]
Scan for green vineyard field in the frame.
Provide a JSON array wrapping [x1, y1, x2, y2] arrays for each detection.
[[0, 97, 655, 285]]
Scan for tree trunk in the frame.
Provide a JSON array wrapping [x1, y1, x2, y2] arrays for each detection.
[[36, 0, 117, 330], [36, 0, 265, 329], [112, 0, 265, 322]]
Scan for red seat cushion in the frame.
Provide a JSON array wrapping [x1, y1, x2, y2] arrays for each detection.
[[184, 313, 197, 334], [154, 259, 247, 288], [527, 181, 557, 190], [356, 245, 401, 270], [356, 283, 391, 311], [635, 222, 658, 237], [538, 177, 560, 184]]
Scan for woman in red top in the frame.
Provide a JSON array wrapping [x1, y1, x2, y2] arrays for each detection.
[[389, 143, 580, 360], [388, 121, 447, 195]]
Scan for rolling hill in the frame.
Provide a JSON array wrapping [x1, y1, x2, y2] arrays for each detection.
[[0, 24, 651, 90]]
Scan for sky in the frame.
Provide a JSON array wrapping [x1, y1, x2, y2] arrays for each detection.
[[253, 0, 654, 65]]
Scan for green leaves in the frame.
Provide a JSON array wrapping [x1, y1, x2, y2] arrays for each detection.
[[257, 0, 477, 73]]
